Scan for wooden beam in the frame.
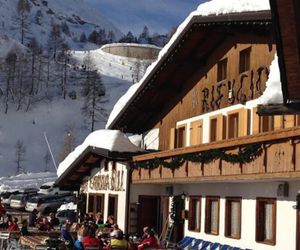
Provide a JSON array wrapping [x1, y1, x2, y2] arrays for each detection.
[[257, 103, 300, 115], [132, 171, 300, 184]]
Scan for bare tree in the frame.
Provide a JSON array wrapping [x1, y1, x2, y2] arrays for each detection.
[[43, 151, 51, 172], [59, 126, 75, 163], [81, 53, 106, 132], [16, 0, 31, 44], [15, 139, 26, 174]]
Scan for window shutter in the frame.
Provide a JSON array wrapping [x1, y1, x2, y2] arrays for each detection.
[[170, 128, 176, 150], [190, 120, 203, 146], [239, 108, 249, 137], [217, 115, 226, 141], [252, 107, 259, 135], [274, 115, 283, 130]]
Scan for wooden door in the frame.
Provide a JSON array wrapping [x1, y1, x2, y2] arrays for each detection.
[[138, 196, 160, 234]]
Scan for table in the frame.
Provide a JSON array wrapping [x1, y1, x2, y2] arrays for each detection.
[[19, 235, 48, 250]]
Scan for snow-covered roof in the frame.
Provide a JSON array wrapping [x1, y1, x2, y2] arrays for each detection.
[[57, 129, 142, 177], [258, 54, 283, 104], [106, 0, 271, 129]]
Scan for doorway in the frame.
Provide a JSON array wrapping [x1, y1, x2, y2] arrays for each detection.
[[108, 194, 118, 224]]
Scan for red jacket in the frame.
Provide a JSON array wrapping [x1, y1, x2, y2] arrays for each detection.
[[82, 236, 101, 249]]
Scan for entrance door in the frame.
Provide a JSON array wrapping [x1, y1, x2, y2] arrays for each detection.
[[108, 194, 118, 223], [138, 195, 160, 234]]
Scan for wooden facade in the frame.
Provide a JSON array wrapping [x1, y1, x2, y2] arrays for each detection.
[[132, 127, 300, 183]]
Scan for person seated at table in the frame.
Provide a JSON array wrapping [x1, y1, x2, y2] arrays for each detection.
[[8, 217, 19, 232], [105, 215, 114, 228], [49, 212, 60, 227], [82, 226, 101, 249], [110, 224, 121, 238], [35, 212, 43, 226], [0, 214, 12, 229], [61, 222, 74, 247], [21, 219, 29, 236], [29, 209, 37, 227], [39, 217, 54, 231], [109, 230, 131, 250], [137, 229, 158, 250], [74, 224, 86, 250], [95, 212, 104, 225]]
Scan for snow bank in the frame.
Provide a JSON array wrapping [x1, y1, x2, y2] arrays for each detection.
[[57, 129, 142, 177], [106, 0, 270, 129], [58, 202, 77, 211], [258, 54, 283, 104], [0, 172, 57, 192]]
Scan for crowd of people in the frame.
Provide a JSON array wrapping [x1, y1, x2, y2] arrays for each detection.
[[0, 205, 160, 250]]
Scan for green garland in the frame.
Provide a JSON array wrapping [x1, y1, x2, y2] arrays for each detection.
[[135, 143, 262, 171]]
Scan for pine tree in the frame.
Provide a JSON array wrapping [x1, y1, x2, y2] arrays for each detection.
[[16, 0, 31, 44], [138, 26, 150, 44], [80, 32, 87, 43]]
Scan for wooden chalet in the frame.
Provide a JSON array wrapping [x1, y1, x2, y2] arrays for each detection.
[[108, 9, 300, 250]]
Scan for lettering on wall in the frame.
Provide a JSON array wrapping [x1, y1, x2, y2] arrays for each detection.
[[89, 170, 125, 191], [200, 66, 269, 111]]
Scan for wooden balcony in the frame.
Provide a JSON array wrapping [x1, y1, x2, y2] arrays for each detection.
[[132, 127, 300, 183]]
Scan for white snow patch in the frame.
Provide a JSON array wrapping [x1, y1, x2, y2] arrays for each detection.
[[57, 129, 142, 177], [106, 0, 270, 129], [58, 202, 77, 211], [0, 172, 57, 192], [258, 54, 283, 104]]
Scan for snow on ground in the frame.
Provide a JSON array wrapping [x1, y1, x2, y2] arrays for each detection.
[[57, 129, 142, 177], [58, 202, 77, 211], [0, 172, 57, 192], [106, 0, 271, 129]]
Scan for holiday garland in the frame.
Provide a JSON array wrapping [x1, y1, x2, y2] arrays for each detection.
[[135, 143, 262, 171]]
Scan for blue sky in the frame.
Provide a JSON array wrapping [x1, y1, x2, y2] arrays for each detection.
[[85, 0, 205, 35]]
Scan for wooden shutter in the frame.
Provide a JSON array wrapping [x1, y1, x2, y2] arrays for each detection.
[[238, 108, 249, 137], [252, 107, 259, 135], [169, 128, 176, 150], [190, 120, 203, 146], [283, 115, 295, 128], [216, 115, 226, 141], [274, 115, 283, 130]]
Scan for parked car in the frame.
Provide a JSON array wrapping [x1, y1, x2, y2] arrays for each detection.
[[10, 193, 39, 210], [1, 191, 20, 207], [38, 182, 71, 195], [25, 194, 75, 214]]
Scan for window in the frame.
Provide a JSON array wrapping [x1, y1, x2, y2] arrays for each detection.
[[112, 161, 116, 171], [260, 116, 274, 133], [256, 198, 276, 245], [217, 58, 227, 82], [239, 47, 251, 73], [88, 194, 104, 216], [190, 120, 203, 146], [176, 126, 186, 148], [228, 113, 239, 139], [205, 196, 220, 235], [225, 197, 241, 239], [210, 118, 217, 142], [188, 196, 201, 232]]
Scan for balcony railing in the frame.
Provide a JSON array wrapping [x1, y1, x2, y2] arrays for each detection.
[[131, 127, 300, 183]]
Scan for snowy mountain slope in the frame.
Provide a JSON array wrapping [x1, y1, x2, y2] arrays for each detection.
[[0, 45, 150, 176], [0, 0, 123, 49]]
